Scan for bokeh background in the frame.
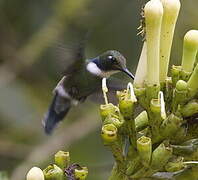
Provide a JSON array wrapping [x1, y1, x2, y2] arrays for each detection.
[[0, 0, 197, 179]]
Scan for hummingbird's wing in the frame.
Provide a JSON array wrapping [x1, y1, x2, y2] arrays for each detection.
[[54, 29, 90, 75]]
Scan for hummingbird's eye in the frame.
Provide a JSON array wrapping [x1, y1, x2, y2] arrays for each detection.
[[107, 55, 116, 63]]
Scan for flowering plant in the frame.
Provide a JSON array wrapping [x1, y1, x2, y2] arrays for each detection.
[[100, 0, 198, 179], [26, 0, 198, 179]]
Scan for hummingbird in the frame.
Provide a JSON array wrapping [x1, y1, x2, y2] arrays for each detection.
[[43, 49, 134, 134]]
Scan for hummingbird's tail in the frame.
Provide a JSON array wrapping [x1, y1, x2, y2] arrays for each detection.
[[43, 93, 71, 134]]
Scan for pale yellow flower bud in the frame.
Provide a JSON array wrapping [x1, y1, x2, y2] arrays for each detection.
[[145, 0, 163, 85], [160, 0, 181, 82], [182, 30, 198, 72], [26, 167, 44, 180]]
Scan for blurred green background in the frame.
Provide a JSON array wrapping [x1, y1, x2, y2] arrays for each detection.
[[0, 0, 197, 179]]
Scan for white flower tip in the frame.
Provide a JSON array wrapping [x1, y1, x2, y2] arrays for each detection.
[[158, 91, 166, 119], [184, 30, 198, 49], [127, 83, 137, 102], [161, 0, 181, 13], [102, 78, 108, 93], [102, 78, 109, 104], [145, 0, 163, 17], [26, 167, 44, 180]]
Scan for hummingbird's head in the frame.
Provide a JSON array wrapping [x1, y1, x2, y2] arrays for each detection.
[[87, 50, 134, 79]]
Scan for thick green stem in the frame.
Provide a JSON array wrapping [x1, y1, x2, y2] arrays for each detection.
[[134, 87, 147, 109], [108, 164, 128, 180], [101, 124, 125, 166], [125, 155, 141, 176], [130, 166, 154, 179], [145, 84, 160, 106], [110, 143, 125, 164], [149, 98, 163, 142], [117, 88, 137, 148]]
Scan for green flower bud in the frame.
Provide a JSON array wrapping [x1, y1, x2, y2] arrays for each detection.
[[101, 124, 117, 144], [117, 87, 136, 120], [74, 167, 88, 180], [55, 151, 70, 170], [43, 164, 64, 180], [26, 167, 44, 180], [172, 80, 188, 110], [100, 103, 120, 121], [119, 99, 134, 120], [150, 99, 161, 114], [103, 115, 123, 128], [176, 80, 188, 91], [137, 136, 152, 166]]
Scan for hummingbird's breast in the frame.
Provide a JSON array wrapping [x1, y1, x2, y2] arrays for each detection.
[[62, 66, 102, 100]]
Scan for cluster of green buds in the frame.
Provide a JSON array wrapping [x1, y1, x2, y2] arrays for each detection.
[[26, 151, 88, 180], [100, 79, 175, 179], [99, 0, 198, 179]]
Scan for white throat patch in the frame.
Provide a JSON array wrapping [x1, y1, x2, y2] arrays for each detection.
[[86, 62, 118, 78], [86, 62, 102, 76]]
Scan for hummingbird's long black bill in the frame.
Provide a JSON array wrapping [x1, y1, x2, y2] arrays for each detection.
[[122, 68, 134, 79]]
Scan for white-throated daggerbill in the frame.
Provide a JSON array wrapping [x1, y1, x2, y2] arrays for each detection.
[[43, 49, 134, 134]]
